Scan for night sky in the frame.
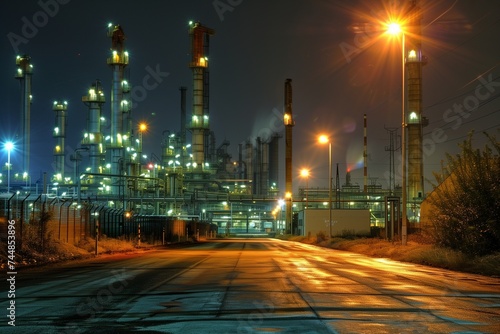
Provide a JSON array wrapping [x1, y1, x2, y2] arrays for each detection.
[[1, 0, 499, 193]]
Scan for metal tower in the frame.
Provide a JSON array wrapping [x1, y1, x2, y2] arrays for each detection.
[[82, 80, 106, 175], [52, 101, 68, 181], [405, 0, 428, 200], [15, 55, 33, 176], [106, 24, 130, 193], [188, 21, 214, 171]]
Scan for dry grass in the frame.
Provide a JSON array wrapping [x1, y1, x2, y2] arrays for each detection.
[[0, 229, 151, 270], [286, 234, 500, 277]]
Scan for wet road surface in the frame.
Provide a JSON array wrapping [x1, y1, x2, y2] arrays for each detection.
[[3, 239, 500, 333]]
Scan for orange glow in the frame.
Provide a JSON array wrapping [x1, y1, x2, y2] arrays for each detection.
[[139, 122, 148, 132], [300, 168, 310, 178], [386, 22, 402, 35], [318, 135, 329, 144]]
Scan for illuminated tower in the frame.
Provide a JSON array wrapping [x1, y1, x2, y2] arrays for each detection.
[[188, 21, 214, 171], [52, 100, 68, 181], [405, 0, 427, 200], [106, 24, 130, 193], [15, 55, 33, 176], [284, 79, 295, 234], [82, 81, 106, 174]]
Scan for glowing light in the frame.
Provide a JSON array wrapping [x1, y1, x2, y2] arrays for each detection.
[[387, 22, 402, 35], [318, 135, 329, 144], [408, 49, 417, 60], [300, 168, 310, 178], [5, 142, 14, 152]]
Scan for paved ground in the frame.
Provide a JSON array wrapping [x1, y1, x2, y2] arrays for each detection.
[[2, 238, 500, 333]]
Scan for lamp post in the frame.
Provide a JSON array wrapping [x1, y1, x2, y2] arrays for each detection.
[[300, 168, 310, 209], [5, 142, 14, 193], [138, 122, 147, 175], [318, 135, 332, 238], [387, 22, 407, 245]]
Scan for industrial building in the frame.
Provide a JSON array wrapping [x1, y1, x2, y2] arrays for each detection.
[[3, 3, 427, 239]]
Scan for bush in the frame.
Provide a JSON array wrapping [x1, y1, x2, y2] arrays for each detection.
[[429, 131, 500, 256]]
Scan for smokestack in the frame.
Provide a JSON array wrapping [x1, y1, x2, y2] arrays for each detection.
[[405, 1, 427, 200], [188, 21, 214, 171], [284, 78, 295, 234], [364, 114, 367, 193], [52, 100, 67, 181], [15, 55, 33, 176]]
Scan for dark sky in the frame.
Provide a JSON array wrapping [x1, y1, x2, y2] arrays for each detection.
[[1, 0, 499, 193]]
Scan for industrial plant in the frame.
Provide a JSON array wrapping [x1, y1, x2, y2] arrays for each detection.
[[2, 1, 427, 242]]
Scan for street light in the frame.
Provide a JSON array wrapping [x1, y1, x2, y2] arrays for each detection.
[[138, 122, 147, 175], [300, 168, 310, 209], [386, 22, 407, 245], [4, 142, 14, 193], [318, 135, 332, 238]]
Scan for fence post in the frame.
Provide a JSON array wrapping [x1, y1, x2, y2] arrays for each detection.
[[95, 220, 99, 256], [138, 221, 141, 247]]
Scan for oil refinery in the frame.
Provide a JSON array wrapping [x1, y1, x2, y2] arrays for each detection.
[[2, 7, 427, 239]]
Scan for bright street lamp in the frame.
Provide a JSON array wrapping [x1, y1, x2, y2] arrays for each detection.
[[300, 168, 310, 209], [318, 135, 332, 238], [138, 122, 148, 174], [386, 22, 407, 245], [5, 141, 14, 193]]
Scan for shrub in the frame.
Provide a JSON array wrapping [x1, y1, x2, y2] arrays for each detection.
[[428, 131, 500, 256]]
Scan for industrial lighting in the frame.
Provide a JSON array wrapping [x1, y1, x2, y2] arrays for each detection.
[[318, 134, 332, 237], [387, 22, 401, 35], [386, 20, 408, 245], [4, 141, 14, 193], [300, 168, 310, 209]]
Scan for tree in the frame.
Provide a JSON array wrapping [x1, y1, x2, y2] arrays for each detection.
[[428, 131, 500, 256]]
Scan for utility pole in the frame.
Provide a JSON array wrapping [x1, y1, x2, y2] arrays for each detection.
[[385, 126, 400, 195]]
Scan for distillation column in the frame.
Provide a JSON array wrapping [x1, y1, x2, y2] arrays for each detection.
[[405, 0, 427, 201], [188, 21, 215, 172], [15, 55, 33, 177], [284, 78, 295, 234], [106, 24, 130, 193], [52, 101, 67, 181], [82, 81, 106, 175], [180, 86, 187, 168]]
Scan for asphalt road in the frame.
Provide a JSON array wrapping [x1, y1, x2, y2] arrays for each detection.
[[3, 239, 500, 333]]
